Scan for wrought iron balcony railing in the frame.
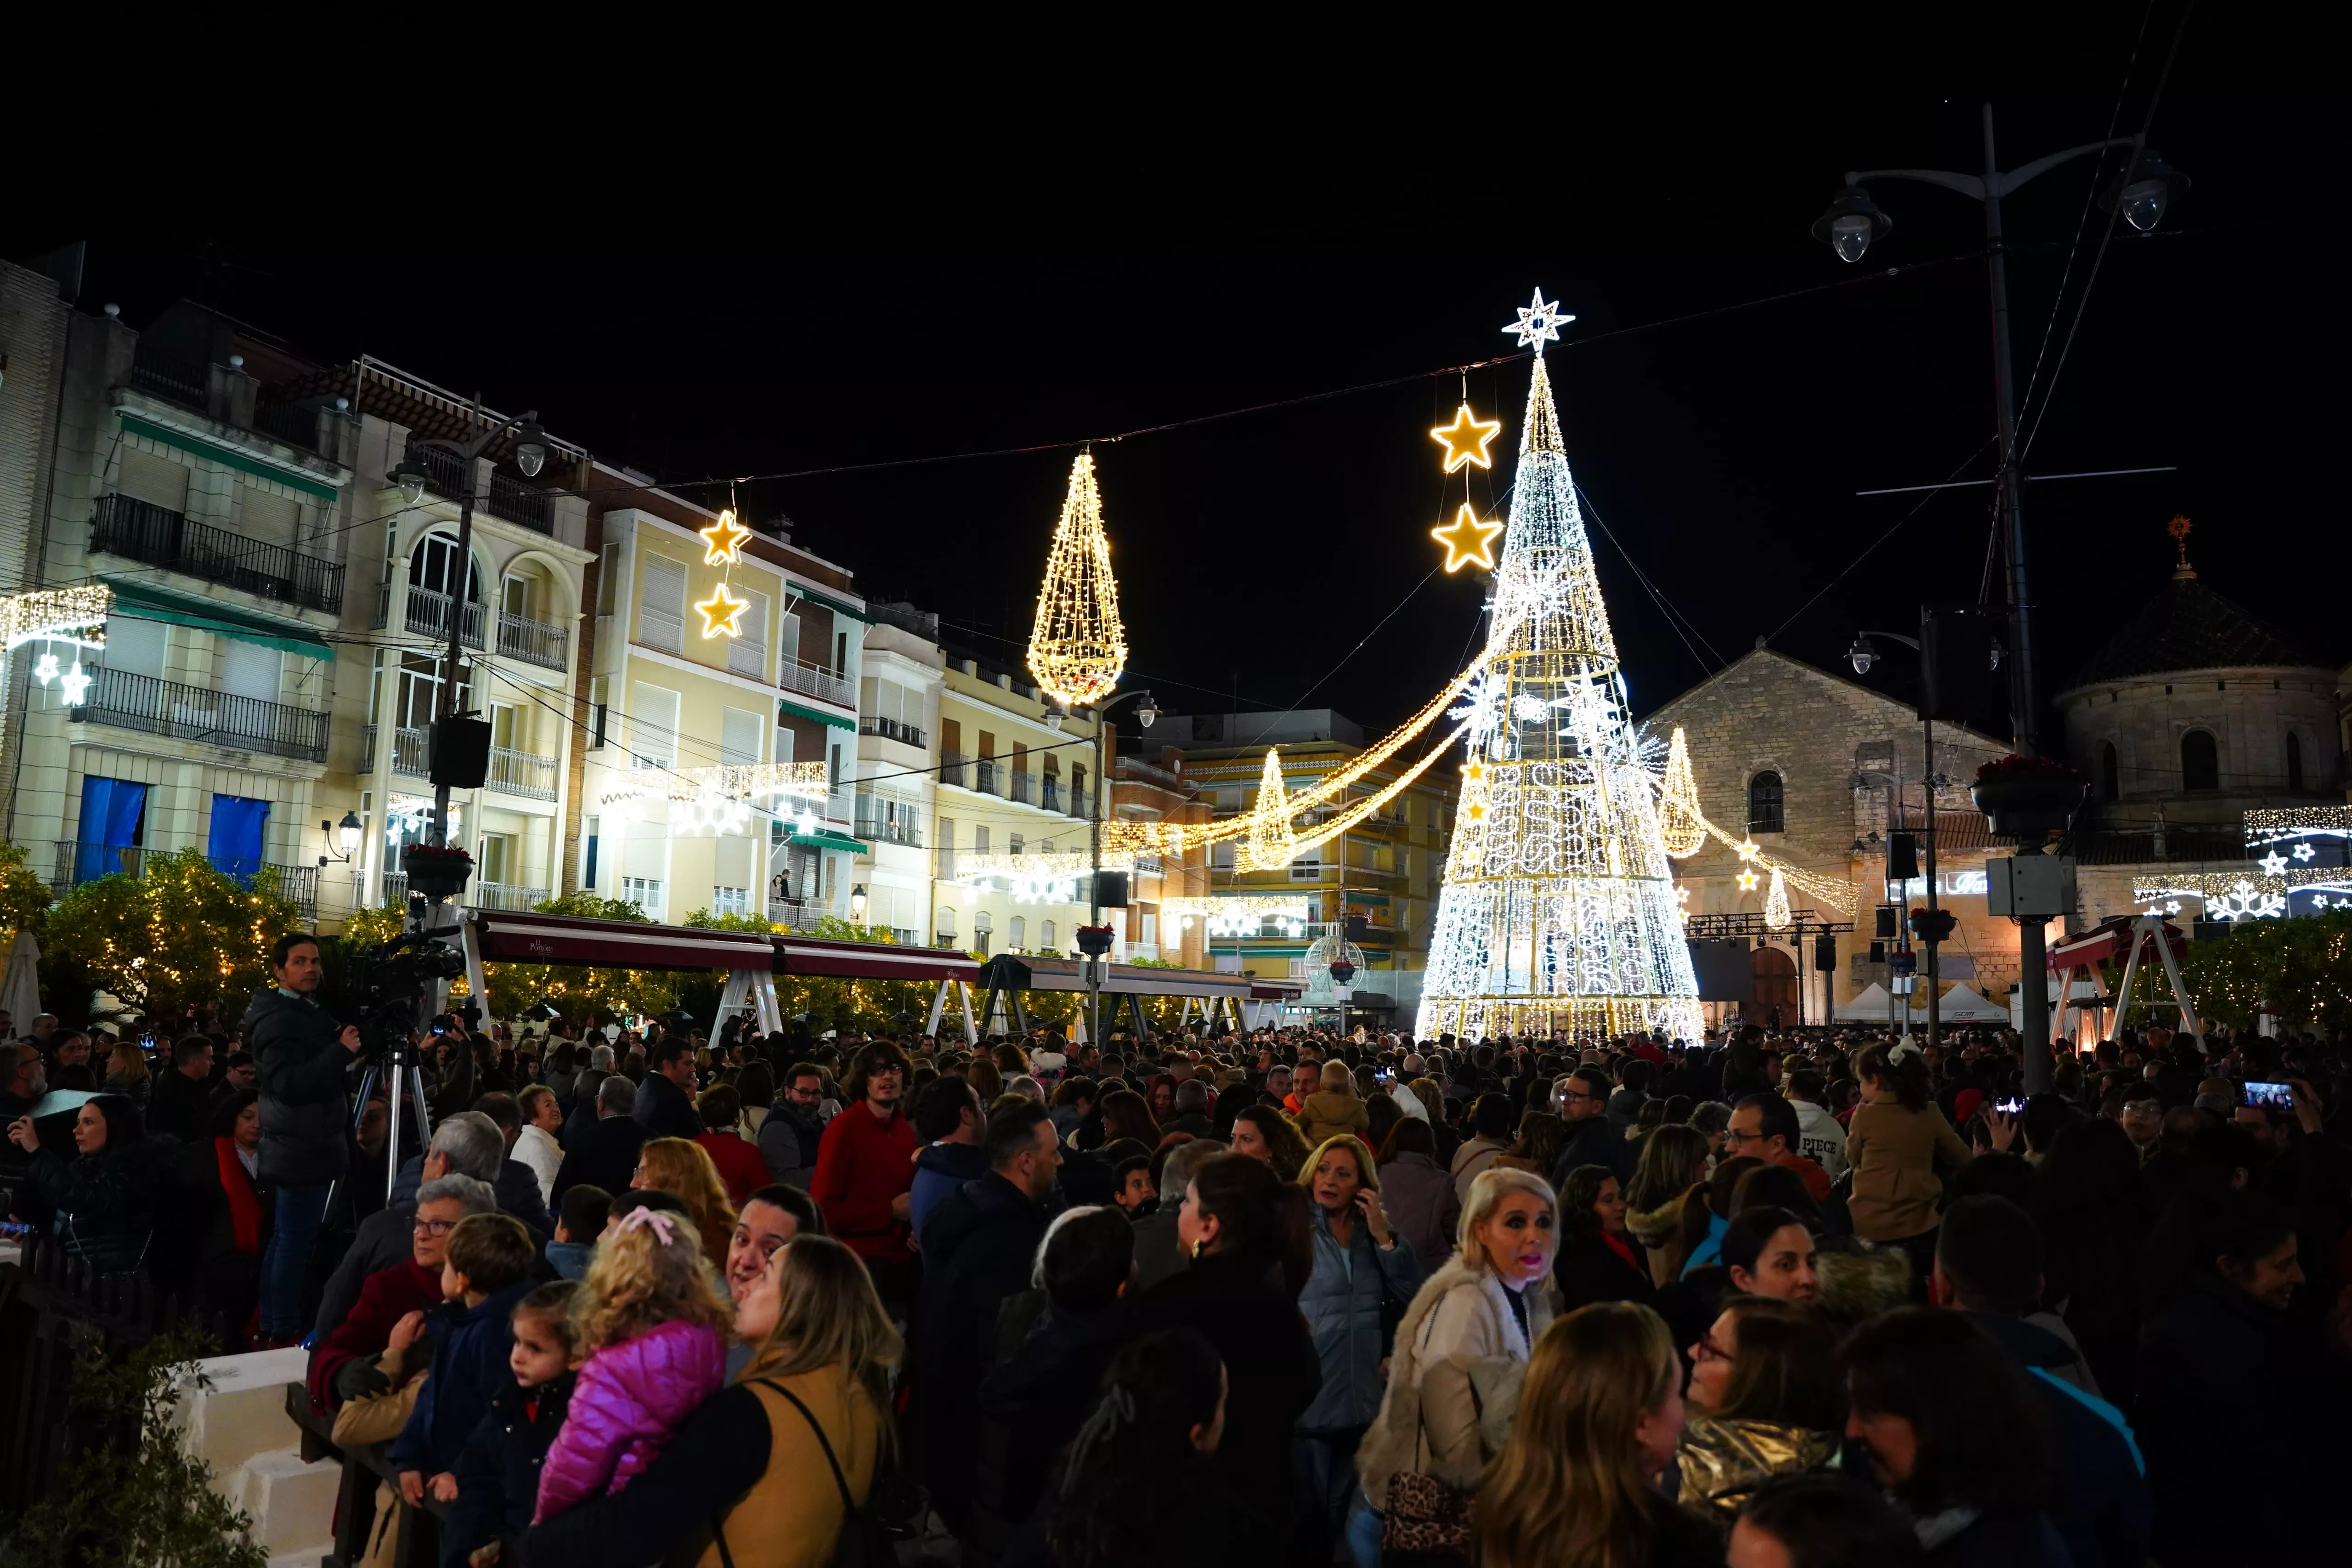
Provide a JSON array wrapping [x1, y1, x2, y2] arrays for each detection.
[[71, 666, 329, 763], [91, 494, 344, 614]]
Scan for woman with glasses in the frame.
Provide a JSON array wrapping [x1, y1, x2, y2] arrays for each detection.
[[1674, 1296, 1841, 1527]]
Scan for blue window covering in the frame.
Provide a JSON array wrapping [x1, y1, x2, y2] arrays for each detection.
[[76, 776, 147, 883], [208, 795, 271, 880]]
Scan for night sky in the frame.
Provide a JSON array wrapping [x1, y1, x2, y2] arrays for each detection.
[[10, 15, 2335, 751]]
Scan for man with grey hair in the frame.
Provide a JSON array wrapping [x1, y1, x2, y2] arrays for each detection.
[[552, 1073, 650, 1205], [1131, 1138, 1227, 1289], [588, 1043, 616, 1073], [311, 1112, 547, 1347]]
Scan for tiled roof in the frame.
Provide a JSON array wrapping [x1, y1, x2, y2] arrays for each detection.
[[2070, 575, 2318, 685]]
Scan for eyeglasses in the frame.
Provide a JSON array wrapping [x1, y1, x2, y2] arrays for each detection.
[[1558, 1088, 1602, 1102], [1692, 1334, 1730, 1363], [1721, 1127, 1767, 1145], [413, 1217, 458, 1236]]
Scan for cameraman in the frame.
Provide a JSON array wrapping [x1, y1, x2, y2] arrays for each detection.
[[243, 932, 363, 1346]]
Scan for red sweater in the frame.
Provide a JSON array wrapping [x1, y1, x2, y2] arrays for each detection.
[[695, 1129, 772, 1208], [810, 1103, 919, 1263], [308, 1258, 443, 1413]]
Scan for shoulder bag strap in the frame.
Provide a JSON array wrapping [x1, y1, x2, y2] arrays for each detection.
[[750, 1377, 859, 1511]]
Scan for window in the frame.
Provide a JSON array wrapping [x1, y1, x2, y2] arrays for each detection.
[[1042, 920, 1057, 949], [975, 826, 990, 855], [502, 574, 529, 619], [835, 631, 848, 674], [583, 815, 601, 891], [1009, 916, 1027, 950], [2181, 729, 2219, 792], [1747, 771, 1785, 834], [478, 833, 514, 885], [2100, 741, 2120, 801], [721, 707, 764, 766], [1141, 912, 1157, 945], [630, 683, 681, 769], [780, 609, 803, 668], [973, 908, 993, 957], [713, 885, 749, 917], [218, 638, 280, 702], [641, 556, 687, 653], [589, 677, 609, 749], [1212, 840, 1236, 869], [731, 590, 768, 679], [2287, 731, 2306, 792], [936, 906, 957, 941], [622, 876, 665, 920], [937, 816, 956, 880], [490, 702, 518, 752], [597, 543, 622, 615], [413, 532, 481, 601], [1010, 833, 1025, 858]]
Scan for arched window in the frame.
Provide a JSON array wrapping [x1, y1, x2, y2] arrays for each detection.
[[1042, 920, 1057, 950], [1747, 771, 1785, 834], [935, 906, 956, 940], [1009, 915, 1027, 951], [411, 532, 483, 601], [2100, 741, 2120, 802], [2287, 731, 2306, 792], [973, 908, 994, 957], [2181, 729, 2220, 792]]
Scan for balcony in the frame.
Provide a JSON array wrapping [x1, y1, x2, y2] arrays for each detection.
[[128, 346, 208, 408], [859, 716, 927, 748], [485, 472, 553, 534], [1010, 771, 1035, 807], [252, 401, 321, 451], [490, 746, 559, 801], [940, 751, 970, 789], [854, 813, 923, 848], [52, 842, 317, 922], [974, 759, 1000, 796], [91, 494, 345, 615], [471, 880, 551, 911], [71, 666, 328, 763], [404, 439, 474, 504], [407, 586, 485, 649], [768, 898, 826, 933], [780, 657, 854, 709], [361, 725, 431, 777], [496, 608, 569, 672], [1042, 780, 1061, 813]]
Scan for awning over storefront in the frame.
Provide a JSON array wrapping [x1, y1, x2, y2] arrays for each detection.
[[777, 696, 856, 732], [978, 954, 1256, 999], [780, 826, 866, 855], [466, 910, 775, 970], [1250, 980, 1306, 1002], [104, 578, 336, 661], [773, 934, 980, 982]]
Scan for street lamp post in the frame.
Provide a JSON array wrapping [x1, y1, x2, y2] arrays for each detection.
[[1817, 106, 2185, 1073], [388, 408, 548, 856], [1080, 689, 1157, 1047]]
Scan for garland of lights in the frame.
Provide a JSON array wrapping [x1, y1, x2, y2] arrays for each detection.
[[2246, 806, 2352, 846], [0, 587, 112, 768], [1027, 451, 1129, 707], [1413, 295, 1702, 1044]]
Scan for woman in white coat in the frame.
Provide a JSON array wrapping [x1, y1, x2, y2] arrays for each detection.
[[1351, 1166, 1562, 1568]]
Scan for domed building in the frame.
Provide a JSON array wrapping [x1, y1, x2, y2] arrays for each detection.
[[2057, 526, 2343, 921]]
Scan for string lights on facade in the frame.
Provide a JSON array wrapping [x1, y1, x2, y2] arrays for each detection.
[[1026, 450, 1128, 707]]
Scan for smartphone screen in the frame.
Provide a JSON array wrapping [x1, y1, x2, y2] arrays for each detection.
[[2245, 1081, 2295, 1110], [1996, 1097, 2025, 1114]]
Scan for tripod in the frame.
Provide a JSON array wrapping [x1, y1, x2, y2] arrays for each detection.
[[325, 1035, 436, 1218]]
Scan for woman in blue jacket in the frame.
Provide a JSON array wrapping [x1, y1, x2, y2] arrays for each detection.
[[1293, 1134, 1422, 1568]]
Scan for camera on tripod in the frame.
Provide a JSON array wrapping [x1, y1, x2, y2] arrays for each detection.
[[345, 928, 468, 1058]]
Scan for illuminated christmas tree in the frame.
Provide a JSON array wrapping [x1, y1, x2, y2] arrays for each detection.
[[1416, 300, 1702, 1043]]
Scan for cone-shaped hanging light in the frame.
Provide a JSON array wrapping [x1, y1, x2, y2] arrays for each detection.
[[1239, 749, 1295, 871], [1027, 450, 1128, 707], [1659, 727, 1706, 858]]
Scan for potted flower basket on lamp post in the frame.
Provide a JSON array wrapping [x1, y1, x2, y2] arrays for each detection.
[[1972, 754, 2088, 840], [401, 843, 475, 900]]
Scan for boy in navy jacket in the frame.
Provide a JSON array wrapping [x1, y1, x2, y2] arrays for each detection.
[[444, 1280, 578, 1566], [391, 1213, 537, 1509]]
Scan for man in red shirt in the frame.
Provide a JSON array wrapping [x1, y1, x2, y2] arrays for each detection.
[[809, 1040, 920, 1308]]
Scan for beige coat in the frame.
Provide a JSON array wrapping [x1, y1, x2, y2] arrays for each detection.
[[1300, 1091, 1370, 1149], [1845, 1100, 1973, 1241], [1357, 1260, 1558, 1506]]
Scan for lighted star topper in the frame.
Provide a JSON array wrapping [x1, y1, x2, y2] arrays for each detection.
[[695, 582, 752, 639], [1431, 504, 1505, 573], [1736, 868, 1761, 892], [1502, 288, 1573, 351], [2258, 851, 2289, 876], [59, 660, 90, 706], [700, 508, 752, 565], [1429, 403, 1503, 474]]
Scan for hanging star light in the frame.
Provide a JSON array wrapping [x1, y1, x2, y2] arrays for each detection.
[[1431, 503, 1505, 572], [2259, 850, 2290, 876], [59, 659, 90, 706], [2294, 842, 2317, 862], [1735, 838, 1763, 863], [1027, 450, 1128, 707], [696, 582, 752, 639], [1501, 288, 1573, 350], [32, 653, 58, 686], [699, 508, 752, 565], [1428, 404, 1503, 473], [1736, 868, 1761, 892]]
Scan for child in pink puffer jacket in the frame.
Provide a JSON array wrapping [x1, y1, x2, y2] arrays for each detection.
[[532, 1204, 735, 1523]]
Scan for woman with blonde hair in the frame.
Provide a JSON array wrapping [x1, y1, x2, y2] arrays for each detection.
[[101, 1038, 151, 1109], [1475, 1302, 1719, 1568], [633, 1136, 738, 1265], [1354, 1166, 1560, 1567], [1623, 1125, 1711, 1285], [520, 1234, 903, 1568]]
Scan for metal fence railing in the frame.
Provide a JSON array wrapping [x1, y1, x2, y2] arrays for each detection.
[[70, 667, 329, 763], [489, 747, 558, 801], [91, 494, 344, 614], [495, 609, 567, 671]]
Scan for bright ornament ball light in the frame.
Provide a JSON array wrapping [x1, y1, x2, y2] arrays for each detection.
[[1026, 450, 1128, 708]]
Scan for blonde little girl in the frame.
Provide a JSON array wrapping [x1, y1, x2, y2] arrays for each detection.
[[532, 1205, 734, 1522]]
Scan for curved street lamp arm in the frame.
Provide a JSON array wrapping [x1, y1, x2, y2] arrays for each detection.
[[1845, 136, 2138, 204], [1989, 136, 2141, 198], [1843, 168, 1985, 200], [415, 408, 537, 462], [1858, 629, 1923, 651]]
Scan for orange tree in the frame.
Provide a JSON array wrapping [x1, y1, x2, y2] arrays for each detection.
[[45, 848, 303, 1028]]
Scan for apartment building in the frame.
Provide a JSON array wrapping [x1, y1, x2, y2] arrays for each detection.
[[571, 473, 868, 927], [1111, 745, 1211, 969], [1153, 709, 1457, 1019], [854, 604, 944, 944], [927, 645, 1106, 961]]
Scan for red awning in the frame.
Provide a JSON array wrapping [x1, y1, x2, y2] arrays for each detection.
[[467, 911, 777, 971], [2048, 916, 2185, 973], [1250, 980, 1306, 1001], [773, 934, 981, 983]]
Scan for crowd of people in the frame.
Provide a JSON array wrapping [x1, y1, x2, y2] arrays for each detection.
[[4, 927, 2348, 1567]]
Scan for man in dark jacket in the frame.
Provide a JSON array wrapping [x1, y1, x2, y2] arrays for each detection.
[[1932, 1197, 2150, 1568], [245, 933, 363, 1344], [914, 1100, 1061, 1534], [632, 1037, 703, 1139], [758, 1062, 827, 1189], [552, 1075, 649, 1206], [144, 1036, 215, 1144], [1549, 1067, 1634, 1187]]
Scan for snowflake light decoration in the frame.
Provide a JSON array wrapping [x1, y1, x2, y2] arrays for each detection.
[[2211, 878, 2286, 921]]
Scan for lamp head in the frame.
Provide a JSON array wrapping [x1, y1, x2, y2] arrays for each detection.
[[2103, 149, 2186, 232], [337, 809, 363, 856], [1848, 634, 1878, 676], [850, 883, 869, 921], [1812, 185, 1892, 263], [513, 416, 548, 479], [389, 452, 430, 506], [1136, 693, 1159, 729]]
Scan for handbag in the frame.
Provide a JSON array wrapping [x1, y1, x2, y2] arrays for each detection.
[[1380, 1469, 1475, 1557], [713, 1379, 895, 1568]]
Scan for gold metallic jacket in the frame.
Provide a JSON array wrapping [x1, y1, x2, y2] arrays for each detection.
[[1673, 1415, 1838, 1525]]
